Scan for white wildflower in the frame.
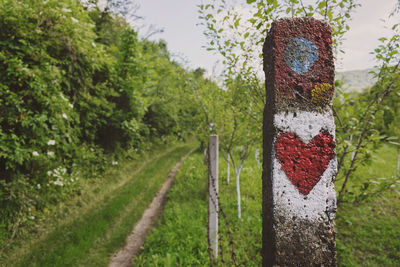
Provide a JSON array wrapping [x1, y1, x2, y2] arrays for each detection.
[[92, 42, 96, 47], [53, 180, 64, 186], [61, 8, 71, 13], [37, 184, 41, 189], [32, 151, 39, 156], [71, 17, 78, 23], [69, 103, 73, 108], [62, 113, 68, 119], [47, 140, 56, 145], [30, 216, 35, 220], [47, 151, 55, 157], [112, 161, 118, 166]]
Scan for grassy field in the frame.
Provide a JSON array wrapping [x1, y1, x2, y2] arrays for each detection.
[[1, 143, 194, 267], [136, 145, 400, 266], [336, 144, 400, 266], [135, 149, 263, 266]]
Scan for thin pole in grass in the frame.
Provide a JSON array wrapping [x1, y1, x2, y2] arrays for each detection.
[[262, 18, 338, 266], [395, 143, 400, 177], [208, 135, 219, 260]]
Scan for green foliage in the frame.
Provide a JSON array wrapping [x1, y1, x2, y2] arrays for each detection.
[[0, 0, 92, 241], [334, 19, 400, 202], [0, 0, 210, 245]]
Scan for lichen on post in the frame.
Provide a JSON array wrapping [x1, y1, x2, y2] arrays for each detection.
[[262, 18, 337, 267]]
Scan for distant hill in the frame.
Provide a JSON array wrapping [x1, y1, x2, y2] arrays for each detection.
[[336, 68, 377, 92]]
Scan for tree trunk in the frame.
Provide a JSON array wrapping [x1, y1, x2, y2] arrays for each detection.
[[227, 153, 230, 184], [397, 147, 400, 177], [235, 165, 242, 219]]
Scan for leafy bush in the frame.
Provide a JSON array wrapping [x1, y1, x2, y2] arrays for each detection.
[[0, 0, 208, 243]]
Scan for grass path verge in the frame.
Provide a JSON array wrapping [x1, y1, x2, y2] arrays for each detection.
[[109, 148, 195, 266], [3, 143, 194, 267], [135, 151, 210, 266]]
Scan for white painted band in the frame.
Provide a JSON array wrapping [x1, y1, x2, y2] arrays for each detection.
[[272, 111, 337, 221]]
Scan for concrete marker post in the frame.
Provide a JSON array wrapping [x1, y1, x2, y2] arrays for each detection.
[[262, 18, 337, 266], [208, 135, 219, 258]]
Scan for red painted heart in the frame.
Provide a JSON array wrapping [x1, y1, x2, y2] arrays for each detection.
[[275, 131, 336, 195]]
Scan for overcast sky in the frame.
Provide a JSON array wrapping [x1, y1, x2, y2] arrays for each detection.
[[131, 0, 398, 73]]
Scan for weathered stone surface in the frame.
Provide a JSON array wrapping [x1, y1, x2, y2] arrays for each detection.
[[263, 18, 335, 113], [262, 18, 337, 267]]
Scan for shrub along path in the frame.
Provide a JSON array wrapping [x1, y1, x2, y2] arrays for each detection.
[[4, 143, 195, 267]]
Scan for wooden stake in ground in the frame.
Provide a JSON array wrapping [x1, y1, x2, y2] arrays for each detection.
[[208, 135, 219, 259], [262, 18, 337, 266]]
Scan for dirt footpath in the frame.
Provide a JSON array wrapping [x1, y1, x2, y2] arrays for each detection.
[[109, 148, 195, 267]]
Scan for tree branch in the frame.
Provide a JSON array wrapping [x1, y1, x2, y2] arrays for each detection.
[[338, 60, 400, 202]]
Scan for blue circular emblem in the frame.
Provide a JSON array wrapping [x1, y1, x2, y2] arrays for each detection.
[[284, 37, 318, 75]]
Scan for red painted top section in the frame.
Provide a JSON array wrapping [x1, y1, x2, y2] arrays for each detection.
[[275, 131, 336, 195], [271, 18, 334, 105]]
